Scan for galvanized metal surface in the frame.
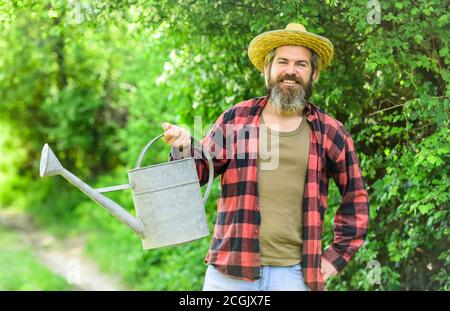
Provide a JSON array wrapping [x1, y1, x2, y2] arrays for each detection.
[[129, 158, 209, 249], [96, 184, 130, 193]]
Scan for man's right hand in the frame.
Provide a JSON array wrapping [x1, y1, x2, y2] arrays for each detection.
[[162, 122, 191, 151]]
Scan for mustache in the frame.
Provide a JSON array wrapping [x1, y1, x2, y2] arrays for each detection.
[[275, 74, 305, 85]]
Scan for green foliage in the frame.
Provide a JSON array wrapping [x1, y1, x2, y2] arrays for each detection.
[[0, 0, 448, 290]]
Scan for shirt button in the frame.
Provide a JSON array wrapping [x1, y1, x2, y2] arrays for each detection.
[[254, 229, 259, 234]]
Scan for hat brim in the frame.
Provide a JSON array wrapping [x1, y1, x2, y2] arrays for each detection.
[[248, 29, 334, 72]]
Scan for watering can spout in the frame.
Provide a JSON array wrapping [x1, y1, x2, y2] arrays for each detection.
[[40, 143, 63, 178], [39, 144, 145, 238]]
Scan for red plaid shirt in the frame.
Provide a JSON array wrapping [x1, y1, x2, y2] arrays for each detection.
[[175, 96, 369, 291]]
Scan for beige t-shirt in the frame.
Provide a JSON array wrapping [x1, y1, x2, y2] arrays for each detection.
[[257, 113, 310, 266]]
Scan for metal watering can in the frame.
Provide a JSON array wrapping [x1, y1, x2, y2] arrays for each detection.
[[39, 134, 214, 249]]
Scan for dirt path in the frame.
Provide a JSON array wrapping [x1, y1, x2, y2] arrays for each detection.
[[0, 209, 129, 291]]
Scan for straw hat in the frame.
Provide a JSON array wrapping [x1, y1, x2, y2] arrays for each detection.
[[248, 23, 334, 72]]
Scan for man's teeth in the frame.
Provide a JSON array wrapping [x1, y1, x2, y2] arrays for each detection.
[[282, 80, 297, 84]]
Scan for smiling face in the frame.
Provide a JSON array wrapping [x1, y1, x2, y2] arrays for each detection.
[[264, 46, 318, 113]]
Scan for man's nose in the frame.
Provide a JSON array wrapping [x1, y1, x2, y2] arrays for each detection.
[[284, 63, 297, 75]]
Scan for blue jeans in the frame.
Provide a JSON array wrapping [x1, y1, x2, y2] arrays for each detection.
[[202, 264, 310, 291]]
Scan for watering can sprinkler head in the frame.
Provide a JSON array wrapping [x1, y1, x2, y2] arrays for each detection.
[[40, 143, 64, 178]]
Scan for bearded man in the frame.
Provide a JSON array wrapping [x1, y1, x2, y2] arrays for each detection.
[[162, 23, 370, 291]]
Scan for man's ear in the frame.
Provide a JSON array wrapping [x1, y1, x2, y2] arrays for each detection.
[[264, 63, 270, 77], [263, 64, 270, 86], [312, 69, 320, 84]]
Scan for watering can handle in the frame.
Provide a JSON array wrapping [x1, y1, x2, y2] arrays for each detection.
[[135, 133, 215, 205]]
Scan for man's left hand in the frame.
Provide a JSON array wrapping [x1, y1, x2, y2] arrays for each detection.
[[321, 257, 338, 281]]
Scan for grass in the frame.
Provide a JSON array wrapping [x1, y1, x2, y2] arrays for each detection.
[[0, 225, 72, 291]]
